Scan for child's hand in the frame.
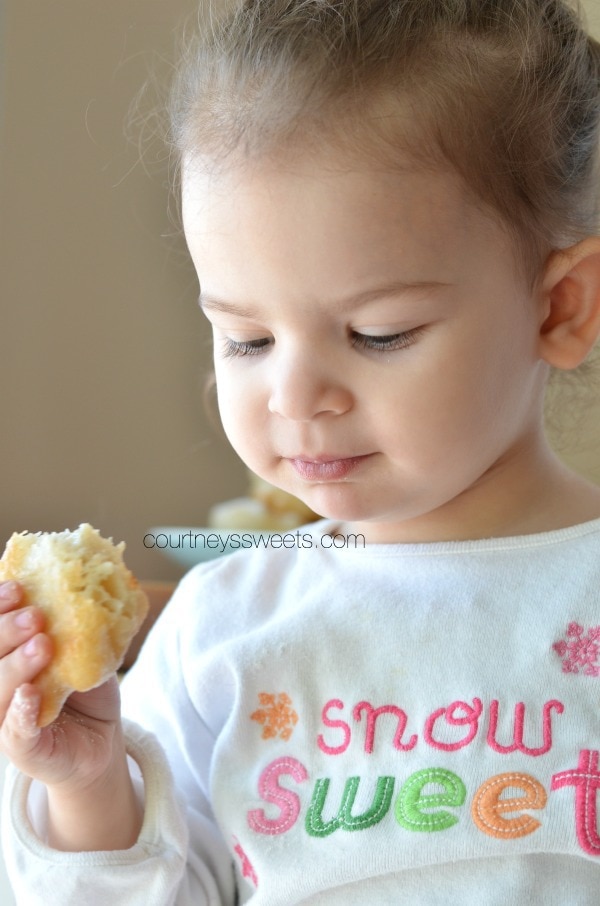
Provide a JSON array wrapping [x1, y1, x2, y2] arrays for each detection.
[[0, 579, 121, 786], [0, 582, 142, 850]]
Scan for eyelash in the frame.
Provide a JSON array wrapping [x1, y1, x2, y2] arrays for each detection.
[[221, 337, 271, 358], [350, 327, 424, 352], [220, 327, 424, 359]]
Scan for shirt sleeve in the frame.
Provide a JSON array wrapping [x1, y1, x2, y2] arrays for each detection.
[[1, 563, 238, 905], [1, 719, 233, 905]]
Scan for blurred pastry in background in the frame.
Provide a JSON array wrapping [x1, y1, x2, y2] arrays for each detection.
[[207, 470, 320, 531]]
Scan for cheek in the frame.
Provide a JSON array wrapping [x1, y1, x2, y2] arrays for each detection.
[[402, 336, 534, 461], [216, 381, 244, 437], [370, 351, 504, 459], [214, 368, 265, 455]]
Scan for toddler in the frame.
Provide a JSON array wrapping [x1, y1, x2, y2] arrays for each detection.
[[2, 1, 600, 902]]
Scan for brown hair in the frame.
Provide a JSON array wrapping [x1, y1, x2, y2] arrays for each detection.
[[169, 0, 600, 289]]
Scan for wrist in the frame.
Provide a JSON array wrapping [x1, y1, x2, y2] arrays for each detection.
[[46, 731, 143, 852]]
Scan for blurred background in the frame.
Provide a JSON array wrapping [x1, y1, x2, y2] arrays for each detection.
[[0, 0, 246, 582], [1, 0, 600, 585]]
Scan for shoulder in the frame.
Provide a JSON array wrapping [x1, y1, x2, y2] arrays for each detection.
[[157, 519, 343, 647]]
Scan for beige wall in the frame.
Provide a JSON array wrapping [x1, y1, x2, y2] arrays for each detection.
[[1, 1, 600, 583], [587, 0, 600, 34], [1, 0, 245, 581]]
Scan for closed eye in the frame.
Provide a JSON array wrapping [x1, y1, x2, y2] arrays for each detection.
[[221, 337, 271, 358], [219, 326, 425, 358], [351, 327, 424, 352]]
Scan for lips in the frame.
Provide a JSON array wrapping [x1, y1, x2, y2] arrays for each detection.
[[288, 455, 370, 481]]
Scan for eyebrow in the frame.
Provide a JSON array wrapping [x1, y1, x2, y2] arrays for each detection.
[[198, 280, 450, 316]]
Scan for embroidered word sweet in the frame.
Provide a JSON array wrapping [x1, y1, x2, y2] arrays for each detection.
[[247, 749, 600, 856]]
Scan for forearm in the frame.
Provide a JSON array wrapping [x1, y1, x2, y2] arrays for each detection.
[[46, 731, 143, 852]]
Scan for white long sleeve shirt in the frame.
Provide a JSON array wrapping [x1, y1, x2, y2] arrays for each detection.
[[4, 517, 600, 904]]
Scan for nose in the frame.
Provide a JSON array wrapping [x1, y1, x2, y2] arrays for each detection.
[[267, 346, 352, 421]]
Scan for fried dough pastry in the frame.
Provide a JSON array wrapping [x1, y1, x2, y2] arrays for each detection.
[[0, 523, 148, 726], [208, 470, 319, 530]]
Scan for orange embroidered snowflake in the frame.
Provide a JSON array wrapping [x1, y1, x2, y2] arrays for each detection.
[[251, 692, 299, 741]]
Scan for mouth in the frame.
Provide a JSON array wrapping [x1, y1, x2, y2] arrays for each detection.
[[287, 454, 371, 482]]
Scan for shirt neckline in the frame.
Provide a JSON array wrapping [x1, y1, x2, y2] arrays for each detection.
[[309, 515, 600, 556]]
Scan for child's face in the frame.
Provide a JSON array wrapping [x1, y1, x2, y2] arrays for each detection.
[[183, 149, 549, 542]]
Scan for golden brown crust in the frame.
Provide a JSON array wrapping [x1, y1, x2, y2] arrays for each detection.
[[0, 524, 148, 726]]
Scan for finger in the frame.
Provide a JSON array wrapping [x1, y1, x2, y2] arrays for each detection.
[[4, 684, 42, 743], [0, 606, 45, 660], [0, 633, 52, 720], [0, 581, 24, 614]]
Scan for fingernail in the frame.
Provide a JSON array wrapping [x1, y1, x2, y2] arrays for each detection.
[[15, 609, 34, 629], [0, 581, 19, 603], [23, 636, 42, 657]]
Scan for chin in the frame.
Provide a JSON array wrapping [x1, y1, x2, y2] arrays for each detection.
[[298, 485, 380, 523]]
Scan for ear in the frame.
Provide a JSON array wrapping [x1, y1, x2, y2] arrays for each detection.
[[538, 237, 600, 370]]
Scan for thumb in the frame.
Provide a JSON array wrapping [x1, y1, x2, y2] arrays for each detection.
[[1, 684, 42, 757]]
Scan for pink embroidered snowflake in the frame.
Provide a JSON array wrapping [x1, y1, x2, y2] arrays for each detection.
[[553, 623, 600, 677], [233, 837, 258, 887], [250, 692, 299, 741]]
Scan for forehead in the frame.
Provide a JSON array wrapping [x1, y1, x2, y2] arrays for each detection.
[[181, 147, 516, 298]]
